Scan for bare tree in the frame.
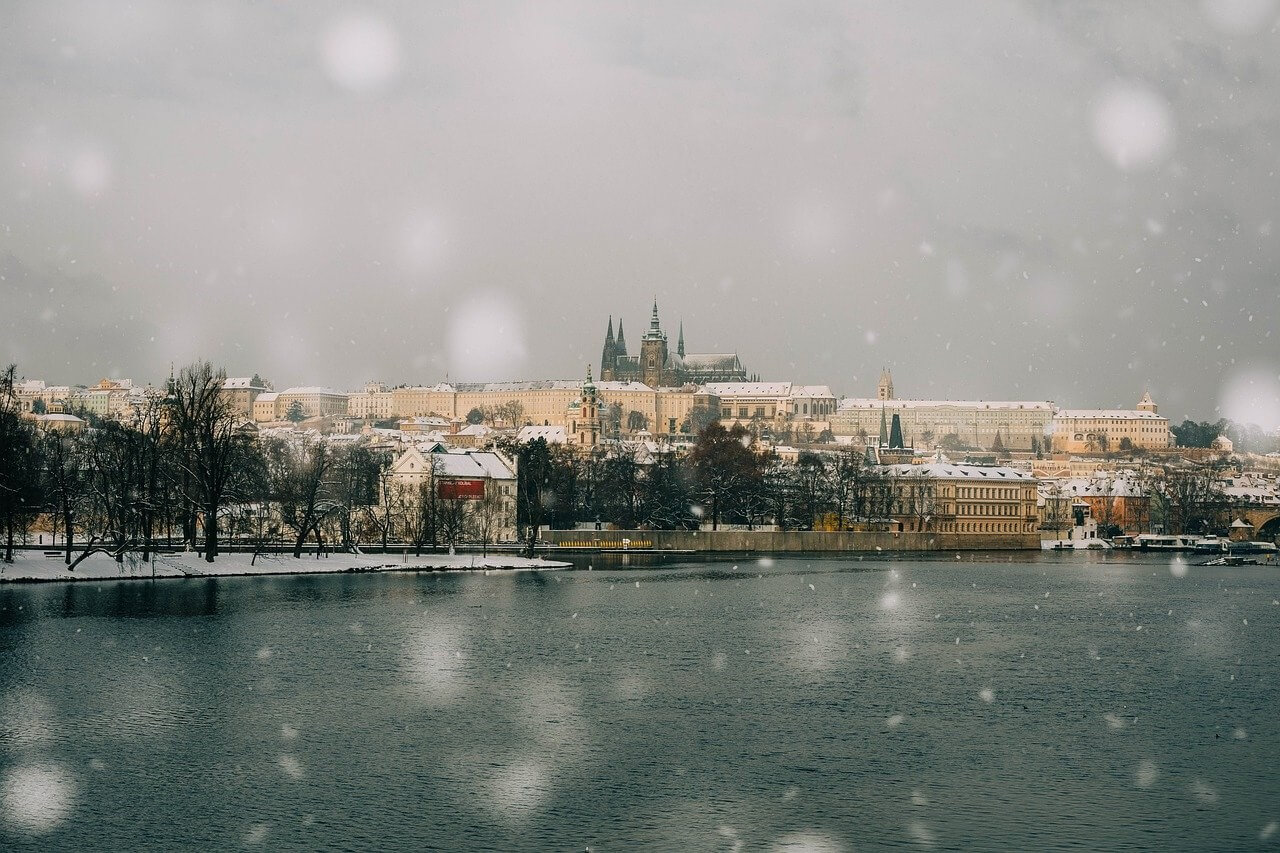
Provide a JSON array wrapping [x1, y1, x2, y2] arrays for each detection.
[[274, 440, 337, 558], [471, 482, 507, 556], [81, 420, 137, 565], [1040, 483, 1073, 541], [899, 469, 936, 532], [0, 366, 41, 562], [1142, 462, 1229, 535], [40, 429, 89, 564], [168, 362, 243, 562], [330, 443, 385, 551], [789, 452, 831, 530], [410, 476, 441, 556], [437, 491, 470, 548]]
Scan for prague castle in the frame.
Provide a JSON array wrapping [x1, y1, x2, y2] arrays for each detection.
[[599, 300, 748, 388]]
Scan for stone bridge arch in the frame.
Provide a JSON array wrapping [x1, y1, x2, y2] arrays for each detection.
[[1253, 512, 1280, 542]]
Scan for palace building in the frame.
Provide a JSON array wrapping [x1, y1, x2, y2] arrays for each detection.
[[599, 300, 748, 388], [831, 370, 1056, 451], [1051, 391, 1171, 453]]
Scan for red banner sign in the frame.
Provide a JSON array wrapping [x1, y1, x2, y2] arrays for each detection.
[[439, 478, 485, 500]]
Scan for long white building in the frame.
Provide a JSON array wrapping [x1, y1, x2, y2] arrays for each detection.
[[830, 371, 1053, 450]]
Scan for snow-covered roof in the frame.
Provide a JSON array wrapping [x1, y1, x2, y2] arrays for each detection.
[[470, 451, 515, 480], [222, 377, 265, 390], [455, 380, 581, 393], [790, 385, 835, 398], [396, 383, 456, 393], [256, 392, 279, 402], [595, 381, 654, 392], [456, 423, 493, 436], [1057, 477, 1146, 497], [1055, 409, 1167, 421], [681, 353, 742, 369], [840, 398, 1054, 411], [882, 463, 1035, 481], [37, 413, 84, 423], [279, 386, 347, 396], [517, 425, 567, 444], [1221, 485, 1279, 504], [433, 451, 515, 480], [703, 382, 794, 396]]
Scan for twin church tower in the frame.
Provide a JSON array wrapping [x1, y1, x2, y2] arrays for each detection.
[[598, 299, 750, 388]]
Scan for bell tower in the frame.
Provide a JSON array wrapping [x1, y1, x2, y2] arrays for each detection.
[[640, 297, 669, 388], [877, 368, 895, 401], [573, 366, 600, 447]]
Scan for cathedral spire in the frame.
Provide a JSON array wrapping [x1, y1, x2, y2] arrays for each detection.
[[600, 316, 616, 379], [643, 297, 666, 341], [615, 318, 627, 355], [677, 320, 685, 357]]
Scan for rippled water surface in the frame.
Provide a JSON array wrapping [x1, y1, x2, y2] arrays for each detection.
[[1, 552, 1277, 851]]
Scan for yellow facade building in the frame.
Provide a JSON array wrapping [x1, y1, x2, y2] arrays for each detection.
[[884, 463, 1040, 536], [347, 378, 717, 437], [1051, 392, 1171, 453]]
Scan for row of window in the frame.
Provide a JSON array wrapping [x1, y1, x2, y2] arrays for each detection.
[[958, 487, 1021, 499], [960, 504, 1024, 517], [957, 522, 1031, 533]]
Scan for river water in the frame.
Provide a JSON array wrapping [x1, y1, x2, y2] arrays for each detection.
[[1, 552, 1276, 851]]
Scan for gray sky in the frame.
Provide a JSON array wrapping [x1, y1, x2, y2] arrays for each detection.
[[2, 1, 1278, 425]]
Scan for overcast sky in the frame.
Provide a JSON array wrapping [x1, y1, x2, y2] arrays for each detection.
[[2, 1, 1278, 424]]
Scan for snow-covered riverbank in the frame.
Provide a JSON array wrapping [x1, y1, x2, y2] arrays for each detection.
[[0, 550, 571, 583]]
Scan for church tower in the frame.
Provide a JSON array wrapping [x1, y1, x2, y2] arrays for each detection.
[[600, 316, 616, 380], [640, 298, 670, 388], [573, 366, 600, 447], [677, 320, 686, 358], [877, 368, 895, 401], [1137, 390, 1157, 414]]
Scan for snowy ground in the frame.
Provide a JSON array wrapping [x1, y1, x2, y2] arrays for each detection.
[[0, 550, 570, 583]]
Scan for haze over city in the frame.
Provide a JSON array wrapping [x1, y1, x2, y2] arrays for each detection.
[[6, 5, 1280, 852], [2, 1, 1279, 426]]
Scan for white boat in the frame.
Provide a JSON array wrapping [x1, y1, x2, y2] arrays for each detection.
[[1229, 541, 1278, 555], [1135, 534, 1198, 552], [1193, 536, 1229, 554]]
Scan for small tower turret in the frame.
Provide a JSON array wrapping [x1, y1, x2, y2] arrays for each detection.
[[877, 367, 895, 401]]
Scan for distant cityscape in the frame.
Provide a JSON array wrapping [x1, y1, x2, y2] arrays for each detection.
[[4, 303, 1280, 561], [11, 300, 1243, 454]]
